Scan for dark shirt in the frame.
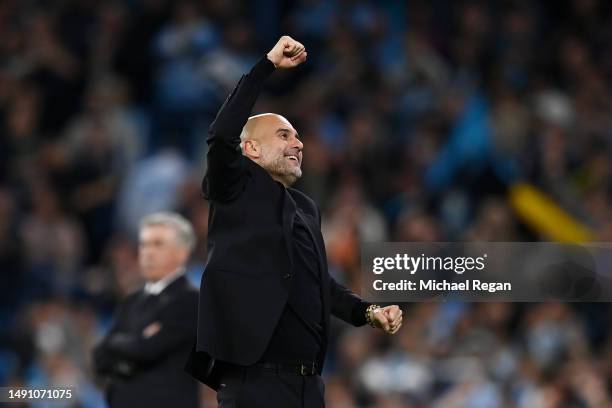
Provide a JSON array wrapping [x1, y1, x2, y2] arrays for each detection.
[[259, 208, 324, 363]]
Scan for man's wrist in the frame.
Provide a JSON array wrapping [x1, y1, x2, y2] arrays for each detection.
[[266, 53, 278, 68], [249, 55, 276, 81], [365, 304, 381, 328]]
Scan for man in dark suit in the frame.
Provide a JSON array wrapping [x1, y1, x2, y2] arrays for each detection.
[[185, 36, 403, 407], [93, 212, 199, 408]]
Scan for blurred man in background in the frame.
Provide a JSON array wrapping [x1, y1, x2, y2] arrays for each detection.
[[92, 212, 199, 408]]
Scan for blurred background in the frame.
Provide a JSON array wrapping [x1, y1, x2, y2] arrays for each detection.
[[0, 0, 611, 406]]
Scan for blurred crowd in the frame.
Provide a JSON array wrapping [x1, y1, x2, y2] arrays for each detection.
[[0, 0, 611, 407]]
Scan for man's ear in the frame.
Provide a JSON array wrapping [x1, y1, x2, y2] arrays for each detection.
[[243, 139, 261, 159]]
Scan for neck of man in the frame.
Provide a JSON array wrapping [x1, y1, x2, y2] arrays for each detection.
[[247, 155, 296, 187], [270, 173, 291, 188]]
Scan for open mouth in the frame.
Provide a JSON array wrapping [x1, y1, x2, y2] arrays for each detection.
[[286, 155, 299, 163]]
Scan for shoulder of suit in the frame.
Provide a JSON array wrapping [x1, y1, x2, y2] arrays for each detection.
[[202, 155, 264, 201], [125, 288, 144, 301], [179, 278, 200, 297], [288, 188, 319, 216], [243, 156, 266, 175], [112, 290, 142, 310], [161, 281, 198, 306], [169, 275, 198, 292]]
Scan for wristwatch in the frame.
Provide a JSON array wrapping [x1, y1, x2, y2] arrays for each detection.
[[365, 304, 381, 328]]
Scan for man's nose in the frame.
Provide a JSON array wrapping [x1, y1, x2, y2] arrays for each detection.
[[292, 136, 303, 150]]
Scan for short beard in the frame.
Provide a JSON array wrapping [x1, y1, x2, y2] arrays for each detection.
[[262, 154, 302, 187]]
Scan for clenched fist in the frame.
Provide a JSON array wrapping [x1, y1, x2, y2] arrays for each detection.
[[370, 305, 403, 334], [266, 36, 307, 69]]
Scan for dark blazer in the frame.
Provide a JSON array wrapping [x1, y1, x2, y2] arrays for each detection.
[[93, 275, 199, 408], [185, 57, 370, 389]]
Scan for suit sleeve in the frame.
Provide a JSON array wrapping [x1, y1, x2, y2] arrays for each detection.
[[203, 56, 276, 202], [92, 298, 135, 376], [330, 278, 371, 327], [102, 293, 198, 364]]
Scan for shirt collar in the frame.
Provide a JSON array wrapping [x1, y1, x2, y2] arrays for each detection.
[[143, 267, 185, 296]]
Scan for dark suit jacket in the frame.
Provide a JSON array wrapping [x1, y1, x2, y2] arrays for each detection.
[[185, 57, 370, 389], [93, 275, 199, 408]]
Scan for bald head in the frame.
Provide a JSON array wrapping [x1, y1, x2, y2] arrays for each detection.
[[240, 113, 304, 187], [239, 113, 290, 144]]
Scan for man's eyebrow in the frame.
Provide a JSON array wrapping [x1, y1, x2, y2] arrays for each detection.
[[276, 128, 300, 138], [276, 128, 300, 139]]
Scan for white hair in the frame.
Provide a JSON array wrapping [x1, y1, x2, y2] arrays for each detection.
[[139, 211, 196, 252]]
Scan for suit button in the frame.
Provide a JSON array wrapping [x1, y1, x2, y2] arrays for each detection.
[[284, 273, 292, 279]]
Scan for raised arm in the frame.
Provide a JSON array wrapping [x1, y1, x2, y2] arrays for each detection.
[[204, 36, 307, 202]]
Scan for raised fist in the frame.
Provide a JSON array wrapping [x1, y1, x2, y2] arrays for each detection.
[[266, 36, 307, 69]]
